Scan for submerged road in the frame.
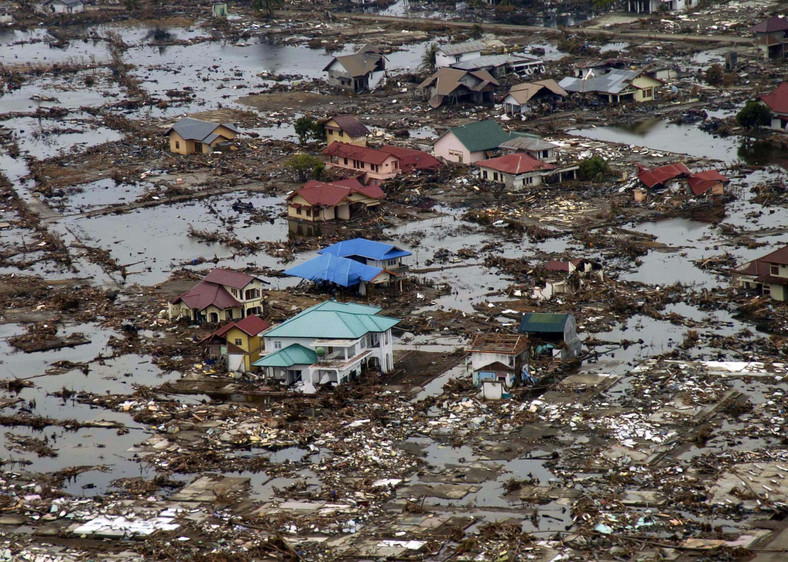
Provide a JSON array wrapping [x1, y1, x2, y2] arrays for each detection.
[[319, 11, 752, 46]]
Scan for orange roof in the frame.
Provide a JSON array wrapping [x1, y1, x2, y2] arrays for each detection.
[[476, 153, 556, 174], [381, 145, 441, 172]]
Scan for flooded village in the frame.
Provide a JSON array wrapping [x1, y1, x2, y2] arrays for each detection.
[[1, 0, 788, 559]]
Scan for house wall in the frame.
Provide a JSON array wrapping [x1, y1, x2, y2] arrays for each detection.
[[169, 302, 242, 322], [471, 351, 515, 373], [47, 1, 84, 14], [223, 280, 265, 317], [326, 154, 400, 184], [225, 327, 263, 371], [433, 132, 470, 163], [325, 119, 367, 147], [263, 328, 394, 376], [769, 283, 787, 302], [479, 168, 543, 189], [436, 49, 482, 68], [768, 113, 788, 131], [169, 132, 193, 155], [502, 96, 529, 115], [632, 76, 660, 102]]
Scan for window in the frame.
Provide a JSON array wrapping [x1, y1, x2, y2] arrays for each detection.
[[244, 289, 259, 300], [493, 172, 499, 181], [175, 141, 180, 149], [339, 130, 344, 137], [305, 208, 312, 217], [771, 264, 779, 276], [226, 310, 233, 320], [483, 170, 488, 179], [234, 338, 242, 346], [296, 207, 302, 215], [392, 161, 398, 169], [344, 157, 348, 165], [274, 341, 282, 350]]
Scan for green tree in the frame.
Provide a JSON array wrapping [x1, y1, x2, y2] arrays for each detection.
[[592, 0, 615, 9], [420, 43, 438, 74], [469, 24, 483, 39], [704, 64, 723, 86], [286, 153, 325, 181], [736, 100, 771, 131], [252, 0, 282, 18], [294, 117, 316, 145], [578, 155, 610, 181]]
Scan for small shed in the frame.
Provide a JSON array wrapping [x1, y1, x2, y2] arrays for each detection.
[[518, 313, 581, 359]]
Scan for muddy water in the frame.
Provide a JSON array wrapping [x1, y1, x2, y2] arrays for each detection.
[[62, 193, 289, 286], [0, 322, 180, 496]]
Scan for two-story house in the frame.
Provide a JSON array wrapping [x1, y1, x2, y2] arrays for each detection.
[[254, 301, 399, 391], [169, 269, 267, 323], [752, 16, 788, 60], [325, 115, 370, 147], [466, 333, 530, 389], [736, 245, 788, 302], [323, 45, 386, 93], [199, 314, 270, 372], [322, 142, 400, 186]]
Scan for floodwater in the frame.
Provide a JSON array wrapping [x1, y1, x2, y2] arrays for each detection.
[[0, 322, 179, 496], [569, 118, 788, 167]]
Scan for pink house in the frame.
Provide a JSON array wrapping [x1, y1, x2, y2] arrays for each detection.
[[322, 142, 400, 186]]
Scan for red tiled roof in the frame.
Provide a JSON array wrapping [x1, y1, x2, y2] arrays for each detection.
[[290, 181, 351, 207], [687, 170, 728, 196], [288, 180, 385, 208], [752, 16, 788, 33], [172, 280, 241, 311], [327, 115, 370, 138], [233, 314, 270, 336], [323, 142, 397, 166], [637, 162, 691, 188], [381, 145, 442, 172], [476, 153, 556, 174], [761, 82, 788, 115], [203, 268, 257, 289], [331, 177, 365, 189], [756, 273, 788, 285], [758, 245, 788, 266]]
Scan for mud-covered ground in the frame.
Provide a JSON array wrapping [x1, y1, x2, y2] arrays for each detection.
[[1, 0, 787, 559]]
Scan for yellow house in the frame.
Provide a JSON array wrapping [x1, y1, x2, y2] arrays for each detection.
[[165, 117, 239, 155], [200, 314, 270, 372], [559, 69, 662, 104], [325, 115, 370, 147], [286, 179, 384, 222]]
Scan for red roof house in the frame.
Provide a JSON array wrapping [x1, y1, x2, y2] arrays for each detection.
[[637, 163, 727, 197], [322, 142, 401, 185], [169, 268, 267, 323], [286, 179, 384, 222], [736, 245, 788, 302], [380, 145, 442, 173], [476, 153, 556, 189], [761, 82, 788, 130]]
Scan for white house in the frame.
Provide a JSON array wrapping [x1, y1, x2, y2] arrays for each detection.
[[626, 0, 699, 13], [255, 301, 399, 392], [435, 38, 505, 68], [43, 0, 84, 14], [466, 333, 530, 389]]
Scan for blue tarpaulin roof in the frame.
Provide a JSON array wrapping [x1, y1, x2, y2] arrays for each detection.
[[318, 238, 411, 261], [284, 253, 383, 287]]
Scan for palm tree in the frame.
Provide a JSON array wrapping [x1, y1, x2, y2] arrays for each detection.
[[420, 43, 438, 74]]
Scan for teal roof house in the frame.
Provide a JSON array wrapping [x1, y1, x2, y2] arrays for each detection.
[[254, 300, 399, 392]]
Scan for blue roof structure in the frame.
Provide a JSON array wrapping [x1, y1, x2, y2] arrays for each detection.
[[284, 253, 383, 288], [264, 300, 400, 339], [318, 238, 411, 262]]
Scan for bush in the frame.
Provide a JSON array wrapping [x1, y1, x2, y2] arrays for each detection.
[[736, 100, 771, 131], [286, 153, 325, 181], [578, 155, 610, 181], [704, 64, 723, 86]]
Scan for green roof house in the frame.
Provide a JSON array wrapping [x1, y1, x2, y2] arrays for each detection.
[[433, 119, 519, 164], [518, 312, 582, 359], [257, 300, 399, 391]]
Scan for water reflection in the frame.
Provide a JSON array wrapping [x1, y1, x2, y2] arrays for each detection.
[[571, 118, 788, 169]]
